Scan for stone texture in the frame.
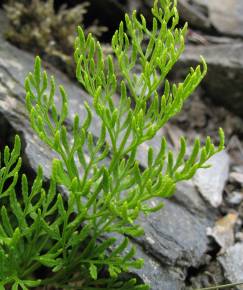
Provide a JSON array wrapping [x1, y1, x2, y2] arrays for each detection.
[[136, 189, 214, 269], [140, 0, 243, 116], [176, 42, 243, 117], [206, 0, 243, 38], [218, 243, 243, 290], [207, 212, 238, 253], [178, 0, 243, 38], [193, 151, 230, 207], [177, 0, 210, 30], [134, 245, 185, 290]]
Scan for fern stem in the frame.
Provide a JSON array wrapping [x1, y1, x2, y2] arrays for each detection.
[[196, 282, 243, 290]]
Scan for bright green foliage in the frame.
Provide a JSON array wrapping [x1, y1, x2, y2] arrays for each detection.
[[1, 0, 224, 289], [0, 137, 145, 289]]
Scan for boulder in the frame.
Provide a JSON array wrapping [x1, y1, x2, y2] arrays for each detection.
[[177, 0, 210, 30], [193, 150, 230, 207], [176, 41, 243, 117], [179, 0, 243, 38], [218, 243, 243, 290], [205, 0, 243, 38]]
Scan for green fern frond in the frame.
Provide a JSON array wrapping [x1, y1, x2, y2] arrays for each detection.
[[0, 0, 225, 289]]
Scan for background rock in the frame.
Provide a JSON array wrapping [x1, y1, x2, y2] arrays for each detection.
[[177, 0, 210, 30], [136, 193, 215, 268], [178, 0, 243, 38], [207, 212, 238, 253], [134, 245, 185, 290], [193, 150, 230, 207], [176, 42, 243, 117], [206, 0, 243, 38], [218, 243, 243, 290]]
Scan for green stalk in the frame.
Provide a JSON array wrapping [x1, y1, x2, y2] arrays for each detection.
[[196, 282, 243, 290]]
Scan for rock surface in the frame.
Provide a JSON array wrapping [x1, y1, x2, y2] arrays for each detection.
[[176, 42, 243, 117], [177, 0, 210, 30], [218, 243, 243, 290], [178, 0, 243, 38], [134, 245, 185, 290], [207, 212, 238, 253], [205, 0, 243, 38], [193, 150, 230, 207], [137, 194, 214, 268]]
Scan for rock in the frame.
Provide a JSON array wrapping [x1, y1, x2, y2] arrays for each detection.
[[177, 0, 210, 30], [207, 212, 238, 253], [226, 191, 243, 206], [173, 180, 215, 217], [218, 243, 243, 290], [232, 165, 243, 174], [206, 0, 243, 38], [229, 172, 243, 185], [178, 0, 243, 38], [135, 183, 216, 268], [187, 260, 225, 289], [235, 232, 243, 243], [106, 232, 186, 290], [176, 42, 243, 117], [134, 245, 185, 290], [193, 150, 230, 207]]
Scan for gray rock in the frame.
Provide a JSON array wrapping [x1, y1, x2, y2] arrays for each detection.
[[226, 191, 243, 206], [176, 42, 243, 117], [135, 245, 185, 290], [229, 172, 243, 185], [178, 0, 210, 30], [218, 243, 243, 290], [173, 181, 214, 217], [207, 212, 238, 253], [206, 0, 243, 38], [193, 150, 230, 207], [136, 190, 214, 268], [235, 232, 243, 243], [178, 0, 243, 38]]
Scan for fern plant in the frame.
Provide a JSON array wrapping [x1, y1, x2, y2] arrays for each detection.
[[0, 0, 224, 289]]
